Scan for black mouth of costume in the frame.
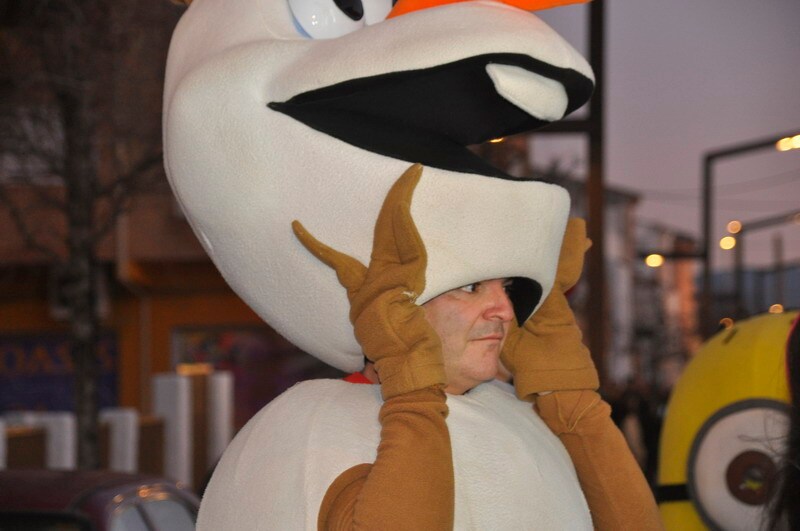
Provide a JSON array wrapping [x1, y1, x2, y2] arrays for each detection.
[[270, 53, 590, 321], [268, 53, 593, 179], [506, 277, 543, 325]]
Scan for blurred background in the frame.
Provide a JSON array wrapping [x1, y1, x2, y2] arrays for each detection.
[[0, 0, 798, 518]]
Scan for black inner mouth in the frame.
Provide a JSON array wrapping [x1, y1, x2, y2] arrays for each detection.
[[507, 277, 543, 325], [268, 53, 593, 179]]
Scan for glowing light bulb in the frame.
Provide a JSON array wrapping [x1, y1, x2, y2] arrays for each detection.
[[726, 220, 742, 234], [776, 134, 800, 151], [719, 236, 736, 250], [644, 254, 665, 268]]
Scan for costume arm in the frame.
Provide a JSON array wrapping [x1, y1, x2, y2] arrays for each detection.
[[294, 165, 454, 531], [536, 390, 662, 530], [502, 219, 662, 531], [318, 387, 453, 530]]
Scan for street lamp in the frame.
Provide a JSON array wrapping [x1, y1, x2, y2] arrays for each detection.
[[775, 134, 800, 152], [726, 220, 742, 234], [719, 236, 736, 250], [700, 130, 800, 336], [644, 253, 665, 268], [639, 250, 703, 264]]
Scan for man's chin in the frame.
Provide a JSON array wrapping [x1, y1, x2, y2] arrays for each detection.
[[476, 349, 504, 381]]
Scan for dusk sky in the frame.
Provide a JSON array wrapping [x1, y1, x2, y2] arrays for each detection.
[[532, 0, 800, 271]]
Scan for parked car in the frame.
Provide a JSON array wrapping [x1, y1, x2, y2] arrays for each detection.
[[0, 469, 199, 530]]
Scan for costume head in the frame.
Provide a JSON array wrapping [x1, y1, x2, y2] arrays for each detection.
[[657, 311, 798, 531], [163, 0, 594, 372]]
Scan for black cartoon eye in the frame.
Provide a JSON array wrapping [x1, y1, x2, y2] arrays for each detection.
[[334, 0, 364, 20], [289, 0, 393, 39], [687, 399, 789, 531]]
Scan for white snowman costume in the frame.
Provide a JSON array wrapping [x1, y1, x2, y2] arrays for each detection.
[[199, 380, 591, 529], [163, 0, 606, 528]]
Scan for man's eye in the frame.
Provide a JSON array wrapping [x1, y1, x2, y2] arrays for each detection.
[[459, 283, 479, 294]]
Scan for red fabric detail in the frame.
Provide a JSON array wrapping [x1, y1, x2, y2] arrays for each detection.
[[343, 372, 373, 384]]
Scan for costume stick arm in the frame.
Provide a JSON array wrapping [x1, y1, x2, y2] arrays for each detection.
[[536, 391, 664, 531], [318, 387, 454, 530], [297, 165, 454, 529], [502, 218, 662, 529]]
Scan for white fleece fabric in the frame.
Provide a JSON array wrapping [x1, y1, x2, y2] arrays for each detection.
[[197, 379, 592, 530], [163, 0, 591, 372]]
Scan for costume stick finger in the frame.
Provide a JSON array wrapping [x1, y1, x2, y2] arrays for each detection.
[[557, 218, 591, 290], [392, 200, 426, 267], [292, 220, 367, 294]]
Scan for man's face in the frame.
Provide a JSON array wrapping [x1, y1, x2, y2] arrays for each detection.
[[423, 278, 515, 395]]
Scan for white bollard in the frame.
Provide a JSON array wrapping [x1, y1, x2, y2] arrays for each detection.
[[40, 412, 77, 469], [207, 371, 234, 467], [152, 373, 192, 485], [100, 408, 139, 473], [3, 411, 78, 470]]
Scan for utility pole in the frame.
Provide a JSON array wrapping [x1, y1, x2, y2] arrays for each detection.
[[586, 0, 606, 385], [528, 1, 607, 384], [536, 1, 607, 382]]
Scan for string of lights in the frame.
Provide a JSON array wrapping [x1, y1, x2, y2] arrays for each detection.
[[638, 167, 800, 201]]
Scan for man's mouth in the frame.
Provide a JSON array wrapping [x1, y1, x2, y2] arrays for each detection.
[[471, 326, 506, 342], [268, 53, 592, 179]]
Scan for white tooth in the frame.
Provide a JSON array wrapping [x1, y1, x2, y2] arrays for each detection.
[[485, 63, 568, 122]]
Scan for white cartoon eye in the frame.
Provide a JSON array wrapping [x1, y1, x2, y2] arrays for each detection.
[[289, 0, 394, 39], [687, 399, 789, 531]]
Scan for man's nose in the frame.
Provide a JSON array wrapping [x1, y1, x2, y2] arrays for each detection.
[[483, 281, 514, 322]]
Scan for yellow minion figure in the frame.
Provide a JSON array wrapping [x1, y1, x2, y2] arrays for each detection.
[[657, 310, 798, 530]]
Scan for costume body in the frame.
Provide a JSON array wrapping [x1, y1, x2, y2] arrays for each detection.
[[165, 1, 661, 528], [657, 311, 797, 530], [195, 170, 661, 531], [198, 379, 592, 530]]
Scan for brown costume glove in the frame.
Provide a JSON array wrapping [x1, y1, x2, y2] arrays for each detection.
[[293, 163, 446, 399], [294, 164, 454, 531], [500, 218, 598, 401], [501, 218, 663, 531]]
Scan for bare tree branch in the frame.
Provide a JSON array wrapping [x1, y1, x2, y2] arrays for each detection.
[[0, 0, 182, 470], [0, 185, 62, 262], [30, 184, 67, 210], [96, 150, 163, 198], [92, 150, 163, 240]]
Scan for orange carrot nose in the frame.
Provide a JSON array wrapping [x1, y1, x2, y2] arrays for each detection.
[[387, 0, 589, 19]]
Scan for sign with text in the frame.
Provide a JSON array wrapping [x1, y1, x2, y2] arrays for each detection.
[[0, 333, 118, 412]]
